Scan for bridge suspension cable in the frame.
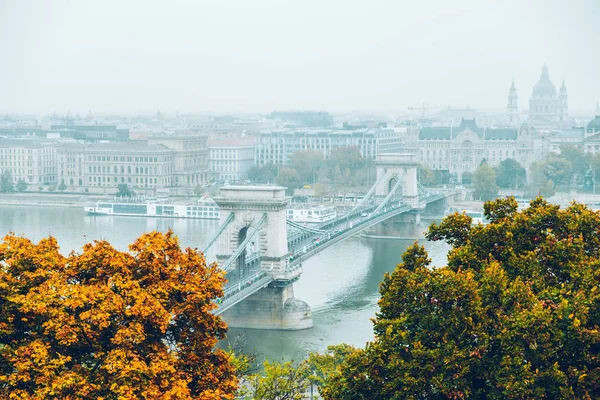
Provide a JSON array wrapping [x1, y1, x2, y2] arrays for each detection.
[[203, 212, 235, 254], [373, 177, 403, 214], [286, 219, 327, 234], [221, 213, 268, 272], [347, 172, 387, 214]]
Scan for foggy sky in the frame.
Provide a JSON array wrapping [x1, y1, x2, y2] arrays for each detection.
[[1, 0, 598, 115]]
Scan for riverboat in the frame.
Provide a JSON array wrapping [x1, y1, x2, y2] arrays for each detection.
[[286, 205, 337, 224], [84, 196, 220, 219]]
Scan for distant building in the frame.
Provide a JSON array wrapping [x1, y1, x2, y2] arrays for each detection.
[[524, 64, 570, 130], [209, 137, 255, 182], [50, 124, 130, 141], [147, 133, 210, 186], [255, 127, 404, 166], [0, 138, 58, 185], [582, 103, 600, 154], [57, 142, 176, 190], [405, 119, 537, 182], [269, 111, 334, 127]]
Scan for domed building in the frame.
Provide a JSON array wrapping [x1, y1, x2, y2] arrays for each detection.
[[587, 102, 600, 135], [526, 64, 570, 130]]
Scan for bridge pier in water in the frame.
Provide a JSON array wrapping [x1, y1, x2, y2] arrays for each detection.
[[214, 186, 313, 330]]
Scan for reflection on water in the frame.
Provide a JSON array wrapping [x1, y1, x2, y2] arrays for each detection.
[[0, 206, 450, 362]]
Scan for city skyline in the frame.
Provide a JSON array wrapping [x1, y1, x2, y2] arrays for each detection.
[[1, 0, 599, 115]]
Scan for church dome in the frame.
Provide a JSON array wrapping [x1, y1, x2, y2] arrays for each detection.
[[532, 64, 556, 98], [588, 116, 600, 132]]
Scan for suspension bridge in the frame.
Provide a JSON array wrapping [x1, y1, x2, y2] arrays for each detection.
[[202, 153, 455, 330]]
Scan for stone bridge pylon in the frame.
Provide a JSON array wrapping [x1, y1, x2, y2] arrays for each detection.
[[213, 186, 312, 330], [375, 153, 420, 208]]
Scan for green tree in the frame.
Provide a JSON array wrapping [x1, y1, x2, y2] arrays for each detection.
[[47, 185, 56, 192], [116, 183, 135, 198], [57, 180, 67, 191], [0, 170, 14, 193], [289, 150, 324, 185], [15, 179, 27, 192], [545, 155, 573, 188], [417, 165, 437, 186], [319, 198, 600, 399], [244, 360, 310, 400], [472, 163, 498, 201], [275, 167, 303, 195], [559, 144, 589, 178], [495, 158, 526, 189], [248, 164, 278, 183]]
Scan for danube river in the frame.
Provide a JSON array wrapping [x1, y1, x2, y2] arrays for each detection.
[[0, 206, 450, 362]]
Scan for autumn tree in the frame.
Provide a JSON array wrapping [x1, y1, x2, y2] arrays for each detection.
[[289, 150, 324, 184], [243, 360, 310, 400], [472, 163, 498, 201], [319, 197, 600, 399], [0, 230, 238, 399], [275, 167, 303, 195]]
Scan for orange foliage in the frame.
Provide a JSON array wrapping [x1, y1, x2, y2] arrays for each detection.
[[0, 230, 238, 399]]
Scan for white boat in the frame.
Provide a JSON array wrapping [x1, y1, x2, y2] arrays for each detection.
[[465, 210, 488, 225], [84, 196, 220, 219], [287, 205, 337, 224]]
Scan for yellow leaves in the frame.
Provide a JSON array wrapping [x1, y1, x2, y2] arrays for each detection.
[[0, 231, 238, 399]]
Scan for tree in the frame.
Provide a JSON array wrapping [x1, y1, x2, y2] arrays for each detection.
[[16, 179, 27, 192], [244, 360, 310, 400], [417, 165, 437, 186], [47, 185, 56, 192], [472, 163, 498, 201], [116, 183, 135, 198], [58, 180, 67, 191], [559, 144, 589, 178], [0, 230, 238, 399], [248, 164, 278, 183], [319, 198, 600, 399], [495, 158, 526, 189], [275, 167, 303, 195], [289, 150, 324, 184], [0, 170, 14, 193], [326, 147, 373, 187], [313, 182, 327, 199]]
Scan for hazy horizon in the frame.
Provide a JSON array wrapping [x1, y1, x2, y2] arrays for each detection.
[[1, 0, 599, 116]]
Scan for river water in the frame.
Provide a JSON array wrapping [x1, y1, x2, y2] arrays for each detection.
[[0, 206, 450, 362]]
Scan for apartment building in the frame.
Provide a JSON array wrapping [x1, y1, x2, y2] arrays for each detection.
[[254, 127, 403, 166], [209, 137, 255, 182], [0, 138, 58, 184], [58, 142, 175, 189]]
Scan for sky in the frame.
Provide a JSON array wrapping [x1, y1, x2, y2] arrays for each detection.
[[1, 0, 599, 116]]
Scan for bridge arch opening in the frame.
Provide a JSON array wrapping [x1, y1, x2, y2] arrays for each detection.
[[388, 176, 399, 193]]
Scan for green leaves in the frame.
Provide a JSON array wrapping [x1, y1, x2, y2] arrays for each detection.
[[319, 198, 600, 399]]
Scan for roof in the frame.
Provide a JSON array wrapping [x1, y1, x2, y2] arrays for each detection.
[[587, 116, 600, 132], [419, 127, 451, 140], [209, 138, 255, 147], [0, 138, 58, 148], [419, 119, 517, 140], [484, 128, 517, 140], [531, 64, 557, 97], [85, 142, 172, 153]]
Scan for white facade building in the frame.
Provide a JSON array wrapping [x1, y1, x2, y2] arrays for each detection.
[[405, 119, 537, 182], [255, 127, 404, 166], [0, 138, 58, 185], [58, 142, 176, 190], [209, 138, 255, 182]]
